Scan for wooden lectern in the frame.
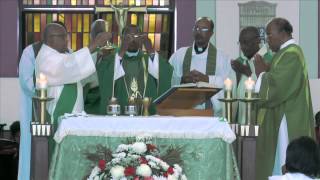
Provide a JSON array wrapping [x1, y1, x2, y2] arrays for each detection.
[[154, 86, 221, 116]]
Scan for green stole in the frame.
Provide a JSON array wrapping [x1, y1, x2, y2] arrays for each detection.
[[49, 83, 77, 157], [182, 43, 217, 76]]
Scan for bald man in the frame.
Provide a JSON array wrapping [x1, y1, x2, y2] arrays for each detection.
[[231, 26, 273, 125], [169, 17, 235, 117], [253, 18, 315, 179], [35, 23, 111, 128]]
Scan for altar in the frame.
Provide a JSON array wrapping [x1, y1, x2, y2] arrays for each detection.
[[49, 115, 238, 180]]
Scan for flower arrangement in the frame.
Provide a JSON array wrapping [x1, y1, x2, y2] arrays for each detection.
[[87, 136, 187, 180]]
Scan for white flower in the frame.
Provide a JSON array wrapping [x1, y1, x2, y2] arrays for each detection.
[[148, 161, 159, 169], [160, 161, 169, 171], [112, 152, 126, 158], [152, 175, 167, 180], [116, 144, 129, 152], [173, 164, 182, 174], [110, 165, 125, 179], [87, 166, 101, 180], [132, 142, 147, 154], [167, 175, 178, 180], [181, 175, 187, 180], [136, 164, 152, 177]]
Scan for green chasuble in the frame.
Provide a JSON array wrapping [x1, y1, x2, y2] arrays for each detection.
[[255, 44, 315, 180], [96, 52, 173, 115]]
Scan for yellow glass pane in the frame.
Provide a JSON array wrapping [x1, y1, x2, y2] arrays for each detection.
[[148, 14, 155, 33], [27, 14, 33, 32], [148, 33, 155, 48], [154, 33, 161, 51], [129, 0, 135, 6], [106, 14, 113, 32], [83, 14, 89, 32], [112, 0, 116, 5], [146, 0, 152, 6], [52, 13, 58, 21], [162, 14, 168, 33], [131, 14, 137, 25], [118, 35, 120, 46], [72, 14, 77, 32], [34, 14, 40, 32], [58, 14, 65, 24], [77, 14, 82, 32], [83, 33, 89, 47], [72, 33, 77, 51], [71, 0, 77, 5], [104, 0, 110, 5]]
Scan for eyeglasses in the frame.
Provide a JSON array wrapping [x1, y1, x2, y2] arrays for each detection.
[[193, 27, 210, 33]]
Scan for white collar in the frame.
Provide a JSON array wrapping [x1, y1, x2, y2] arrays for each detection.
[[125, 50, 139, 57], [280, 39, 296, 50], [191, 42, 209, 56]]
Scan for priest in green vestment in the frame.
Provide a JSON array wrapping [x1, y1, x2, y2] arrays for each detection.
[[169, 17, 235, 117], [253, 18, 315, 179], [96, 24, 173, 115], [231, 26, 273, 125], [83, 19, 112, 114]]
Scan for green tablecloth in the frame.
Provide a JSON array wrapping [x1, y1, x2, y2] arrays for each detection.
[[49, 136, 237, 180]]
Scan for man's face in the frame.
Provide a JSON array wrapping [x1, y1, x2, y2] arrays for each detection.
[[239, 34, 260, 59], [123, 27, 143, 52], [193, 19, 213, 48], [49, 27, 68, 53], [266, 23, 283, 52]]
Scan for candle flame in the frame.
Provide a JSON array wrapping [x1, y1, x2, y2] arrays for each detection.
[[245, 77, 255, 90]]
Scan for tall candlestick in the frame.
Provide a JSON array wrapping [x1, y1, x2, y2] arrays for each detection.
[[36, 73, 48, 124]]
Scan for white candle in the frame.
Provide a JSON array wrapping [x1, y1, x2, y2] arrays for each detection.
[[36, 73, 48, 89], [224, 78, 233, 91], [244, 77, 255, 98]]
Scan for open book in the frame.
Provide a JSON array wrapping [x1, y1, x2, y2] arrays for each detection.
[[173, 81, 215, 88], [154, 81, 220, 105]]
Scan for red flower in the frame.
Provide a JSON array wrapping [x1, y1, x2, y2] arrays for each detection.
[[146, 144, 157, 151], [139, 157, 148, 164], [124, 166, 136, 176], [144, 177, 154, 180], [98, 160, 106, 170], [163, 172, 168, 177], [134, 176, 140, 180], [167, 167, 174, 174]]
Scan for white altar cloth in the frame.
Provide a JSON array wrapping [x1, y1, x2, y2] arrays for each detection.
[[54, 115, 236, 144]]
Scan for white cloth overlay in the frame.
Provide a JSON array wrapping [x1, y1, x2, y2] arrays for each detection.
[[35, 44, 96, 121], [54, 116, 236, 144], [254, 39, 296, 175]]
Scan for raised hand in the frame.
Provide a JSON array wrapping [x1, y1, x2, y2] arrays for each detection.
[[118, 34, 130, 58], [254, 54, 270, 77], [89, 32, 112, 53], [231, 59, 252, 77]]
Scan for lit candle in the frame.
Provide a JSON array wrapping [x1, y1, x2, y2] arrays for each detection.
[[36, 73, 48, 90], [244, 77, 255, 99], [224, 78, 233, 99]]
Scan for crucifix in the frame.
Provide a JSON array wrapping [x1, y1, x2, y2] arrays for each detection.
[[95, 3, 147, 36]]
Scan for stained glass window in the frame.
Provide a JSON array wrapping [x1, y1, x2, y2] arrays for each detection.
[[22, 0, 173, 58]]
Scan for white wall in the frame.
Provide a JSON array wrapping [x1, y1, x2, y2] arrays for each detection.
[[0, 78, 20, 129], [216, 0, 300, 59], [310, 79, 320, 115]]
